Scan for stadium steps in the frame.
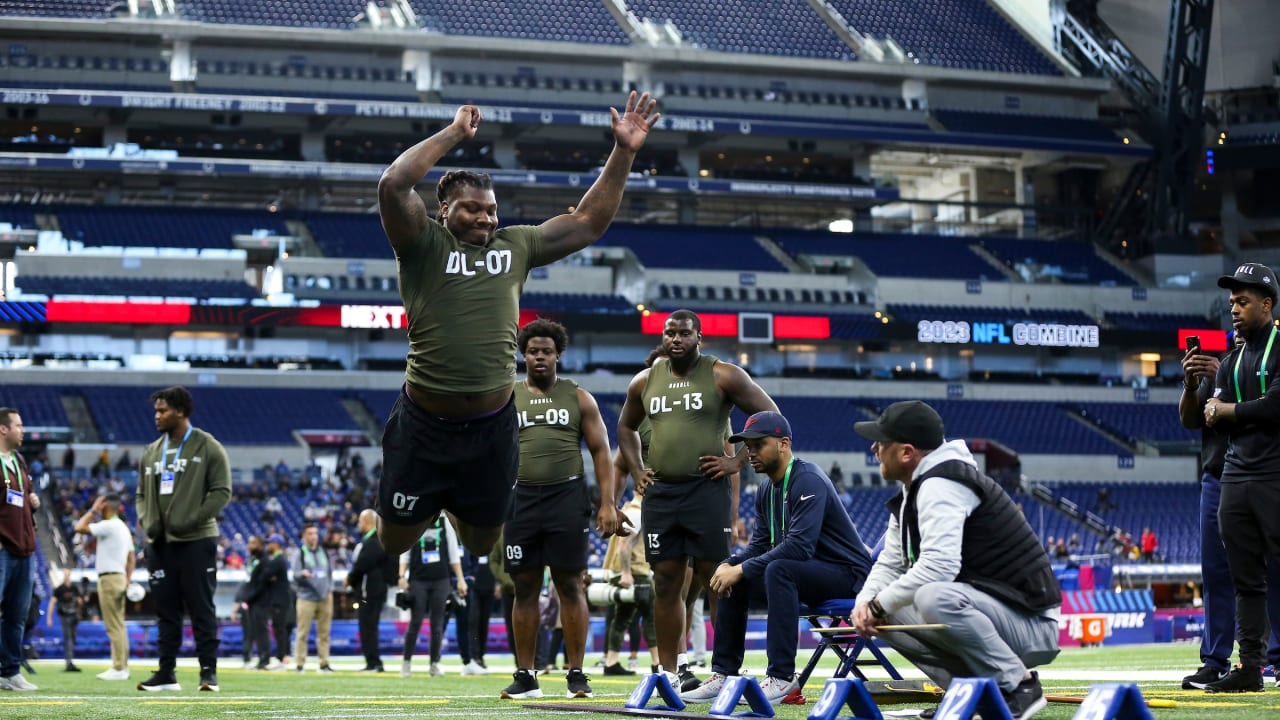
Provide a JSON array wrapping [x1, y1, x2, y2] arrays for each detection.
[[286, 219, 325, 258], [967, 243, 1021, 281], [1025, 481, 1133, 555], [1092, 244, 1149, 286], [61, 392, 100, 443], [35, 212, 61, 233], [1060, 408, 1140, 454], [754, 235, 807, 273], [341, 397, 384, 447]]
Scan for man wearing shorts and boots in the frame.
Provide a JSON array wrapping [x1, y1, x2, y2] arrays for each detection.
[[618, 309, 777, 690], [500, 319, 620, 700], [375, 92, 659, 559]]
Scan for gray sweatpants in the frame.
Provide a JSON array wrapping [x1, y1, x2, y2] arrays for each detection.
[[879, 582, 1060, 692]]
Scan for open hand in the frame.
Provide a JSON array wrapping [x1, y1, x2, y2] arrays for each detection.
[[611, 91, 661, 153]]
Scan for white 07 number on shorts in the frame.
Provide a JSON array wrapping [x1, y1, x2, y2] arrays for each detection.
[[392, 492, 419, 511]]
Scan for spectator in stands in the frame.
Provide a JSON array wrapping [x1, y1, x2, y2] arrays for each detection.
[[347, 509, 390, 673], [61, 446, 75, 477], [1140, 528, 1158, 562], [1067, 534, 1081, 555], [398, 513, 466, 679], [292, 524, 334, 674], [262, 495, 283, 522], [136, 386, 232, 693], [1178, 331, 1280, 690], [850, 401, 1060, 720], [73, 493, 134, 680], [1203, 262, 1280, 693], [682, 412, 873, 704], [374, 91, 659, 562], [829, 461, 845, 488], [47, 568, 82, 672], [274, 459, 290, 487], [617, 310, 776, 693], [115, 450, 133, 472], [0, 408, 39, 692], [500, 319, 619, 700]]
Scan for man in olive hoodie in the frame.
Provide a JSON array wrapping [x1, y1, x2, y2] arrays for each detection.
[[135, 386, 231, 693]]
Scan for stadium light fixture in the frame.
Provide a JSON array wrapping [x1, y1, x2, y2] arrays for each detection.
[[1138, 353, 1161, 362], [828, 219, 853, 233]]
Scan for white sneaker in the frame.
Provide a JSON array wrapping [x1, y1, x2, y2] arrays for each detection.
[[241, 661, 254, 670], [97, 668, 131, 681], [266, 660, 287, 671], [462, 660, 488, 675], [400, 660, 412, 678], [429, 663, 442, 677], [759, 674, 801, 703], [681, 671, 728, 702], [1, 673, 38, 691]]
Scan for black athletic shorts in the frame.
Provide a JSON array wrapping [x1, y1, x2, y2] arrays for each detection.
[[502, 478, 592, 574], [641, 478, 732, 564], [378, 386, 518, 529]]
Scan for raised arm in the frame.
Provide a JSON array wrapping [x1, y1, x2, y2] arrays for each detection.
[[378, 106, 481, 255], [617, 370, 651, 491], [580, 389, 625, 538], [535, 92, 660, 264], [1179, 348, 1218, 429], [74, 496, 105, 536]]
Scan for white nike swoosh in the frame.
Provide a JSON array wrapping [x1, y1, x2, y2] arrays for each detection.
[[800, 494, 815, 501]]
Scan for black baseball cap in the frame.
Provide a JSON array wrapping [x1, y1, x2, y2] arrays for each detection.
[[854, 400, 945, 450], [729, 411, 792, 443], [1218, 262, 1278, 301]]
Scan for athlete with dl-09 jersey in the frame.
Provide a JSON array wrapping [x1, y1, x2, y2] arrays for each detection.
[[374, 92, 659, 559]]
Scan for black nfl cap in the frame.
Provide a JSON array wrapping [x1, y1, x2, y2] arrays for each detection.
[[1218, 262, 1278, 301], [853, 400, 944, 450]]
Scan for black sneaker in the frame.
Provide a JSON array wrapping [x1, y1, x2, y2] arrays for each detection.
[[603, 662, 636, 676], [65, 663, 81, 672], [566, 668, 593, 698], [1182, 665, 1228, 690], [1204, 665, 1264, 693], [1001, 671, 1046, 719], [137, 671, 182, 692], [500, 669, 543, 699], [199, 668, 219, 692], [318, 664, 335, 674], [678, 664, 701, 693]]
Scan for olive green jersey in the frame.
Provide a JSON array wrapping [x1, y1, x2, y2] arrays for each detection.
[[396, 219, 546, 395], [515, 378, 586, 486], [642, 355, 731, 481]]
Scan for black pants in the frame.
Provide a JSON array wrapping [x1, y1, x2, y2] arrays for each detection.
[[1219, 480, 1280, 668], [248, 603, 270, 666], [59, 616, 77, 664], [403, 578, 449, 662], [359, 590, 386, 669], [453, 599, 471, 664], [269, 605, 290, 661], [149, 537, 219, 672], [468, 582, 494, 663]]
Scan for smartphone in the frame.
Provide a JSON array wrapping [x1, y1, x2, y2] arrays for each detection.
[[1186, 336, 1201, 354]]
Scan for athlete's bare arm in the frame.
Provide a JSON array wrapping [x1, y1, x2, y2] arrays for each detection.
[[617, 369, 653, 493], [378, 105, 480, 256]]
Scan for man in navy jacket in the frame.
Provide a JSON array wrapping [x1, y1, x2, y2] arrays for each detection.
[[681, 411, 872, 704]]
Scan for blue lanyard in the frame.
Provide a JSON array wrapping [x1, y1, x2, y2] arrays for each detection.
[[1234, 326, 1277, 402], [768, 459, 796, 546], [160, 426, 193, 473]]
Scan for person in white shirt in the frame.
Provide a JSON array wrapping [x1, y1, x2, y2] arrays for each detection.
[[74, 493, 135, 680]]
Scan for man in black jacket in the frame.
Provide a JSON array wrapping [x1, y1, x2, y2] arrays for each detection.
[[260, 535, 291, 670], [1203, 262, 1280, 693], [851, 401, 1060, 720], [347, 509, 389, 672], [681, 411, 871, 705], [234, 536, 269, 670]]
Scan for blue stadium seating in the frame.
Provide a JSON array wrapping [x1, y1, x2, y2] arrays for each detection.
[[304, 212, 388, 259], [976, 236, 1136, 286], [522, 292, 634, 314], [934, 110, 1119, 143], [410, 0, 631, 45], [598, 224, 788, 272], [773, 231, 1005, 281], [0, 386, 72, 428], [58, 206, 291, 250], [82, 386, 363, 444], [826, 0, 1060, 75], [625, 0, 854, 60], [16, 276, 261, 300], [0, 206, 38, 229], [1031, 481, 1198, 562], [865, 398, 1126, 454], [1073, 402, 1196, 444], [178, 0, 366, 29], [0, 0, 115, 18], [829, 313, 885, 340], [1105, 311, 1211, 332]]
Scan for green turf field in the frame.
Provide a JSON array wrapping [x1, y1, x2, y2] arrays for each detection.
[[3, 643, 1279, 719]]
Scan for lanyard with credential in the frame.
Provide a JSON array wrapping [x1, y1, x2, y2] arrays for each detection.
[[1234, 326, 1277, 402], [160, 426, 193, 474], [768, 459, 796, 546], [1, 454, 21, 491]]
